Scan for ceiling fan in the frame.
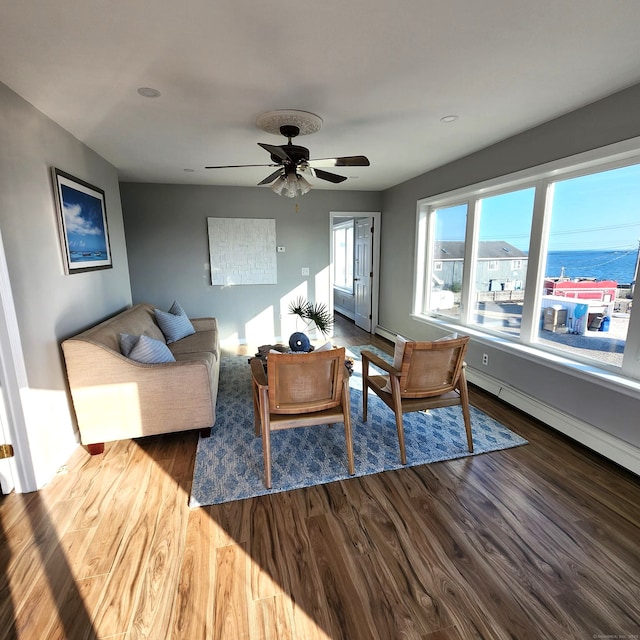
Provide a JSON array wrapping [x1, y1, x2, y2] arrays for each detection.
[[205, 110, 370, 197]]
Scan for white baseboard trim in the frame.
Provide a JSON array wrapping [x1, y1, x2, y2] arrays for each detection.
[[375, 325, 397, 343], [467, 367, 640, 476], [334, 305, 355, 321]]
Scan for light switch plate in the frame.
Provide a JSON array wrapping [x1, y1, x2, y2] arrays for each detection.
[[301, 267, 310, 276]]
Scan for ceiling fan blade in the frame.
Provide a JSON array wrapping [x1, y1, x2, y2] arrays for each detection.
[[311, 168, 348, 184], [205, 163, 276, 169], [258, 143, 292, 163], [257, 169, 283, 185], [308, 155, 370, 168]]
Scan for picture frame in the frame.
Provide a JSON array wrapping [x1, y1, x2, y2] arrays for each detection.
[[52, 168, 112, 274]]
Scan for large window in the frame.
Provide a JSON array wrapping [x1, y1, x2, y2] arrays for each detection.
[[471, 188, 535, 338], [333, 221, 354, 292], [536, 165, 640, 366], [415, 149, 640, 379], [429, 204, 467, 320]]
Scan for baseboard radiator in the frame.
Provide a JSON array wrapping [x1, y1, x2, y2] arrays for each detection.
[[466, 367, 640, 476]]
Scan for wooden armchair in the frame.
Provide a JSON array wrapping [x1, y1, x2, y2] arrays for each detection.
[[250, 347, 355, 488], [361, 336, 473, 464]]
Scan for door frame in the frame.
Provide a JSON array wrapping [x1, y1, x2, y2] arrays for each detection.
[[0, 229, 35, 493], [329, 211, 381, 333]]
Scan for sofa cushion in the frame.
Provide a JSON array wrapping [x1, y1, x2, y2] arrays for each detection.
[[168, 329, 219, 359], [128, 335, 176, 364], [154, 301, 196, 343]]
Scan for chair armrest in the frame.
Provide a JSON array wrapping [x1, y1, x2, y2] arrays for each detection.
[[360, 349, 398, 376], [250, 357, 268, 387]]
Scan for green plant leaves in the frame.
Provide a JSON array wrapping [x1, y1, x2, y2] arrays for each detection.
[[288, 296, 334, 336]]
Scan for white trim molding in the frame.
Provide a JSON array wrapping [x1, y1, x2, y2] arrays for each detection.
[[467, 367, 640, 476], [0, 230, 37, 492]]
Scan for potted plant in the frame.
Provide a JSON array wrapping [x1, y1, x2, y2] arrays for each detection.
[[288, 296, 333, 351]]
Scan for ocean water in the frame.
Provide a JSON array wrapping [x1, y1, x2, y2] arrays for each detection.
[[545, 249, 639, 284], [69, 250, 108, 263]]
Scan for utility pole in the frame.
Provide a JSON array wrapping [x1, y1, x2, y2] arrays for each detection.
[[631, 239, 640, 298]]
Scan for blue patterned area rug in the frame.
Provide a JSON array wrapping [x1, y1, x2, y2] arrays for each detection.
[[189, 346, 528, 507]]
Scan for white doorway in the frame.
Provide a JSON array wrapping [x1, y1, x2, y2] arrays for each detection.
[[0, 229, 34, 494], [330, 211, 380, 334], [354, 218, 372, 331]]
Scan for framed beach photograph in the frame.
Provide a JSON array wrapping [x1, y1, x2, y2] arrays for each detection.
[[52, 168, 112, 274]]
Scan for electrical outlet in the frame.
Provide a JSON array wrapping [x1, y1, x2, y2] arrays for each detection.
[[482, 353, 489, 366], [301, 267, 310, 276]]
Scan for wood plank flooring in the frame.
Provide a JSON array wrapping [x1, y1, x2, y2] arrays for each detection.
[[1, 314, 639, 639]]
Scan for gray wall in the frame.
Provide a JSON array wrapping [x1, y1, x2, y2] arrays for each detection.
[[4, 73, 637, 488], [119, 183, 381, 343], [379, 84, 640, 450], [0, 82, 132, 489]]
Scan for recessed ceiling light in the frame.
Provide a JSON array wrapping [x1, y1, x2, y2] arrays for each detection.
[[137, 87, 161, 98], [440, 115, 459, 123]]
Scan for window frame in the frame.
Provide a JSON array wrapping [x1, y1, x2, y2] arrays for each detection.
[[332, 219, 355, 294], [413, 136, 640, 382]]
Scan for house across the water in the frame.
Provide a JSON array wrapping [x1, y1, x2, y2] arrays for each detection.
[[433, 240, 528, 293]]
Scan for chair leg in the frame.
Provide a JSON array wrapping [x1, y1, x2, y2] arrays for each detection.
[[262, 423, 272, 489], [342, 380, 355, 475], [394, 411, 407, 465], [252, 380, 261, 436], [459, 373, 474, 453], [362, 360, 369, 422], [390, 377, 407, 464], [345, 421, 355, 475], [258, 387, 272, 488], [460, 400, 473, 453]]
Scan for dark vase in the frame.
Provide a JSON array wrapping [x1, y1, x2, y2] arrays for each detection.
[[289, 332, 311, 352]]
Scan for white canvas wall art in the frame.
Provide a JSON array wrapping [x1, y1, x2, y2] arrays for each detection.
[[208, 217, 277, 285]]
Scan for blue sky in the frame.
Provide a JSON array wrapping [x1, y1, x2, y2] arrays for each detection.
[[61, 184, 107, 253], [435, 163, 640, 252]]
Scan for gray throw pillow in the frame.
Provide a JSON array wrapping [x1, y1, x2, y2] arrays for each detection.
[[128, 335, 176, 364], [119, 332, 139, 357], [154, 301, 196, 343]]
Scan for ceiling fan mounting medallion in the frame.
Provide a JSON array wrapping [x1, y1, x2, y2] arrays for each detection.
[[205, 109, 369, 197], [256, 109, 323, 136]]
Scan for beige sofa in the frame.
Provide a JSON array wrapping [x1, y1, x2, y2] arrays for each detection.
[[62, 303, 219, 453]]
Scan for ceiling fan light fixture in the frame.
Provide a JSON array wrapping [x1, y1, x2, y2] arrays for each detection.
[[297, 174, 312, 195], [270, 175, 287, 195], [207, 113, 367, 192], [284, 173, 300, 198], [272, 172, 312, 198]]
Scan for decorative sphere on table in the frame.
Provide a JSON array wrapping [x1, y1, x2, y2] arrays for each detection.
[[289, 332, 311, 352]]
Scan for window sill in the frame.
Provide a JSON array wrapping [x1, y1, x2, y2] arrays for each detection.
[[411, 313, 640, 401]]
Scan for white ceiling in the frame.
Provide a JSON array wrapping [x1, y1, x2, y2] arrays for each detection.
[[2, 0, 640, 191]]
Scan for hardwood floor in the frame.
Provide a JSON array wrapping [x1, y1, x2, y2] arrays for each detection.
[[1, 314, 639, 639]]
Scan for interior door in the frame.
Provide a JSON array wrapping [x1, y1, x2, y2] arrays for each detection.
[[354, 217, 373, 331]]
